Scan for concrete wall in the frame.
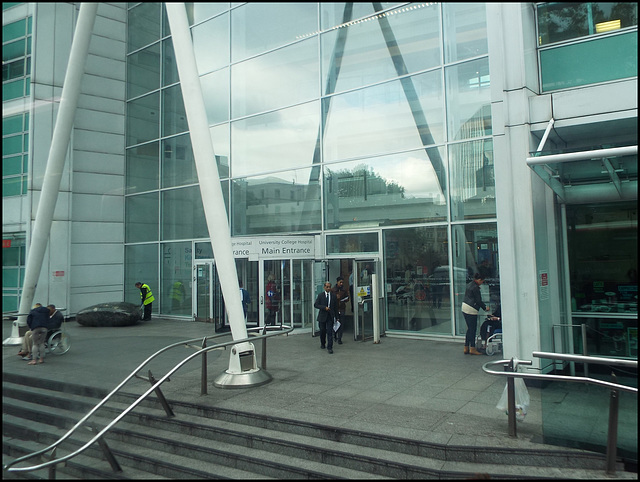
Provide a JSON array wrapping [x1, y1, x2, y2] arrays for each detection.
[[27, 3, 127, 314]]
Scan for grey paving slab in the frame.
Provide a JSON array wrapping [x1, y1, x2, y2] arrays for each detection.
[[1, 315, 625, 460]]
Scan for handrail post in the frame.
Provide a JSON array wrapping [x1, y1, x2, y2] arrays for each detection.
[[581, 323, 589, 378], [505, 358, 517, 438], [47, 447, 56, 479], [148, 370, 175, 417], [201, 337, 207, 395], [261, 325, 268, 369], [606, 373, 619, 475], [88, 426, 122, 473]]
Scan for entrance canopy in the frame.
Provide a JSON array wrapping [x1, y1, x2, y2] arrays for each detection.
[[527, 145, 638, 203]]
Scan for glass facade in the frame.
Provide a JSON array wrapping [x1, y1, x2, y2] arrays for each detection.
[[2, 13, 31, 197], [124, 2, 498, 334], [536, 3, 638, 91]]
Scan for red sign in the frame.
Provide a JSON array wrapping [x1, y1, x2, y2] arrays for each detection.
[[53, 271, 65, 277], [2, 239, 11, 248], [540, 272, 548, 286]]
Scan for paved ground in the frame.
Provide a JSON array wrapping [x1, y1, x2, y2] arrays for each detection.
[[3, 316, 553, 452]]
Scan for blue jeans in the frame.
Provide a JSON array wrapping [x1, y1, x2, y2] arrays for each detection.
[[463, 312, 478, 347]]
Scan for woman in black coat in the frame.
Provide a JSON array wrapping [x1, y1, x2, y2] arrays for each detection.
[[461, 273, 490, 355]]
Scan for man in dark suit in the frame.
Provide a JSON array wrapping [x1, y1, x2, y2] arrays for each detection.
[[314, 281, 337, 354]]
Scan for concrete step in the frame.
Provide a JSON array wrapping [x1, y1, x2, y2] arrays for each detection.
[[3, 373, 634, 480], [3, 390, 378, 479]]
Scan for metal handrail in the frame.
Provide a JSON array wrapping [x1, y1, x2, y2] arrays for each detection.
[[483, 352, 637, 476], [3, 324, 294, 474], [482, 354, 637, 393]]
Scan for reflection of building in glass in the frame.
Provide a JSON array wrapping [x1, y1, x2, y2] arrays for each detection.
[[2, 3, 636, 374]]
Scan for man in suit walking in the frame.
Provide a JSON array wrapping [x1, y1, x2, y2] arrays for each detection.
[[314, 281, 337, 354]]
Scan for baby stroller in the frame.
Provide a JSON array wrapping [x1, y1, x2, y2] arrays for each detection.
[[478, 313, 502, 356]]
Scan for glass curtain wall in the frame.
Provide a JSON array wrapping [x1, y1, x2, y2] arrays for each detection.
[[125, 3, 499, 334]]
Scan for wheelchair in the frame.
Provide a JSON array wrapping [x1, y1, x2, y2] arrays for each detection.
[[45, 327, 71, 355]]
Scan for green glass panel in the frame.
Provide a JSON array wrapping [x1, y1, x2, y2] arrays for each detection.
[[2, 135, 23, 156], [2, 267, 19, 287], [2, 18, 25, 43], [3, 114, 23, 135], [2, 295, 18, 313], [3, 4, 24, 11], [541, 380, 637, 460], [3, 177, 21, 196], [541, 32, 638, 91], [2, 38, 25, 62], [3, 155, 22, 176], [2, 79, 25, 101]]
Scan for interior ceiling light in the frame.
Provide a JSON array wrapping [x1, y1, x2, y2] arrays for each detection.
[[595, 19, 621, 33]]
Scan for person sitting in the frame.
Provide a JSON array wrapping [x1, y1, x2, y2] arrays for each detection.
[[17, 303, 42, 360], [480, 304, 502, 349], [47, 304, 64, 330]]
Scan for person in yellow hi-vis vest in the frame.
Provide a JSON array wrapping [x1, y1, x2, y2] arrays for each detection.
[[135, 282, 155, 321]]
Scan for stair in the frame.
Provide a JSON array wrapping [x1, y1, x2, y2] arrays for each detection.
[[3, 372, 634, 479]]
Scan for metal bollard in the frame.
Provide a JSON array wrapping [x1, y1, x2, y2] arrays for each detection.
[[606, 373, 619, 475], [261, 326, 268, 369], [505, 359, 517, 438], [201, 337, 207, 395]]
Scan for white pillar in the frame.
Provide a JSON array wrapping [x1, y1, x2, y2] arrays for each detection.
[[4, 3, 98, 346], [165, 3, 267, 386]]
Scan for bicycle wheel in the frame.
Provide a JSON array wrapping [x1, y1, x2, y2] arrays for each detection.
[[48, 331, 71, 355]]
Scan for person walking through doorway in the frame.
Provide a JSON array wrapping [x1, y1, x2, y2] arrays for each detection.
[[333, 277, 349, 344], [314, 282, 337, 354], [461, 273, 490, 355], [135, 282, 155, 321]]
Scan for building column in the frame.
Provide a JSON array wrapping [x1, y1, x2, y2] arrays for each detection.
[[165, 3, 270, 387]]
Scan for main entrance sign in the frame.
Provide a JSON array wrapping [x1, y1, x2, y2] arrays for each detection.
[[231, 236, 315, 260]]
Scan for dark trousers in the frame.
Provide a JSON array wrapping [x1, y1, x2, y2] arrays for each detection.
[[463, 312, 478, 347], [318, 317, 333, 350], [143, 303, 152, 321], [334, 311, 344, 341]]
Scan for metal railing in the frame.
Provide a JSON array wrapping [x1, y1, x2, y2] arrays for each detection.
[[3, 324, 294, 477], [483, 352, 637, 475]]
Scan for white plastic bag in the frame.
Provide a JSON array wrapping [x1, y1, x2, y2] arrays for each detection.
[[496, 378, 530, 422], [333, 319, 341, 332]]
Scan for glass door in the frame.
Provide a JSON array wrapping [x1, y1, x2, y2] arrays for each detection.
[[194, 261, 213, 323], [261, 260, 288, 326], [194, 261, 226, 330], [354, 259, 378, 341], [292, 259, 314, 330]]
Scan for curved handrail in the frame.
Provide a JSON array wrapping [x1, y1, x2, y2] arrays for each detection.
[[482, 356, 638, 394], [4, 324, 294, 473]]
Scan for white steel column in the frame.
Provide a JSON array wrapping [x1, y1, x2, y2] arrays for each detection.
[[4, 3, 98, 346], [165, 3, 270, 387]]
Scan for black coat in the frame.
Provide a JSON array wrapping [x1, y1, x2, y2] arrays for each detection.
[[463, 281, 487, 312], [27, 306, 51, 330], [314, 290, 337, 323]]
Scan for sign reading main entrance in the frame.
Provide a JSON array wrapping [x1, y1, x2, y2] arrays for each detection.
[[231, 236, 315, 260]]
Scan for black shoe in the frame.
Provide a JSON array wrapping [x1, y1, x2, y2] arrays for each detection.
[[328, 349, 333, 354], [320, 345, 326, 349], [337, 340, 343, 344]]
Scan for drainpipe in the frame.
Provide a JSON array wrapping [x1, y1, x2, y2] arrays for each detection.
[[4, 3, 98, 346], [165, 3, 270, 387]]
